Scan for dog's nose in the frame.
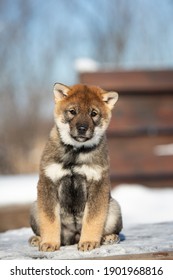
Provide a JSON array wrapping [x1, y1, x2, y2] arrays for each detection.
[[77, 124, 88, 134]]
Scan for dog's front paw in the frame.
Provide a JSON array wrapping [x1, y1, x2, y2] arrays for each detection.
[[78, 241, 100, 251], [39, 242, 60, 252]]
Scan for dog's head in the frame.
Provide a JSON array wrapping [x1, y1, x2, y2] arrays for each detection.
[[53, 83, 118, 148]]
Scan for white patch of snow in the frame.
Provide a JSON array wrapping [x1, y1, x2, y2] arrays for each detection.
[[112, 184, 173, 228], [0, 174, 37, 206]]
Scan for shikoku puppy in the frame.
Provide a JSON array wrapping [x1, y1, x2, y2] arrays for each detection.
[[29, 83, 122, 252]]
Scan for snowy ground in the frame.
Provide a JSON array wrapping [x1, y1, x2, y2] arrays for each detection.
[[0, 174, 173, 228], [0, 222, 173, 259], [0, 174, 173, 259]]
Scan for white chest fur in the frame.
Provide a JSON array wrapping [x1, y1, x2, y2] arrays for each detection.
[[44, 162, 102, 183], [44, 163, 71, 183], [74, 164, 102, 181]]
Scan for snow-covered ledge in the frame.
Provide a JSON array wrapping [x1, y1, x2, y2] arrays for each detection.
[[0, 222, 173, 260]]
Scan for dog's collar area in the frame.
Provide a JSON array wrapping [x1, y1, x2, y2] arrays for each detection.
[[73, 145, 97, 153], [60, 141, 99, 154]]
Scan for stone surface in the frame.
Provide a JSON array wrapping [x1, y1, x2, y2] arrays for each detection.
[[0, 222, 173, 259]]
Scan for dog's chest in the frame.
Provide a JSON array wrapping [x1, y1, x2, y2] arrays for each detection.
[[45, 146, 101, 214], [59, 174, 87, 215], [58, 147, 88, 214]]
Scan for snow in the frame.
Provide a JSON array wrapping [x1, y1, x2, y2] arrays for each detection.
[[0, 174, 37, 206], [112, 184, 173, 227], [0, 222, 173, 259], [0, 174, 173, 227]]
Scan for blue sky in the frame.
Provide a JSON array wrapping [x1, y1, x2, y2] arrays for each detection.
[[1, 0, 173, 104]]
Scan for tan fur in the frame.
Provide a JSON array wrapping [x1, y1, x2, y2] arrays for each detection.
[[38, 205, 61, 251], [78, 202, 107, 251], [29, 83, 122, 252]]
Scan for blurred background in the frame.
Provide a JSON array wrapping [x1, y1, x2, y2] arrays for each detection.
[[0, 0, 173, 232]]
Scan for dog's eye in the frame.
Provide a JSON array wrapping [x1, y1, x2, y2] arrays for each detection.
[[91, 110, 98, 117], [69, 109, 77, 116]]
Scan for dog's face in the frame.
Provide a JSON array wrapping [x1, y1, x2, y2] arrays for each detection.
[[53, 83, 118, 148]]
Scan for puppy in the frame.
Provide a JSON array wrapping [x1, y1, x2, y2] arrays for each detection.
[[29, 83, 122, 252]]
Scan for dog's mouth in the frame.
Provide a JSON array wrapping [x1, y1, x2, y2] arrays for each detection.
[[70, 127, 94, 143], [73, 135, 91, 142], [74, 136, 90, 142]]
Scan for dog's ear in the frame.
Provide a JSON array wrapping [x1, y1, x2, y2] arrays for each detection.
[[102, 91, 119, 110], [53, 83, 70, 102]]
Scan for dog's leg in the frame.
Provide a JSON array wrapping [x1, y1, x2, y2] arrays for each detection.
[[38, 206, 60, 252], [77, 211, 104, 250], [37, 181, 61, 252], [78, 184, 109, 251]]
